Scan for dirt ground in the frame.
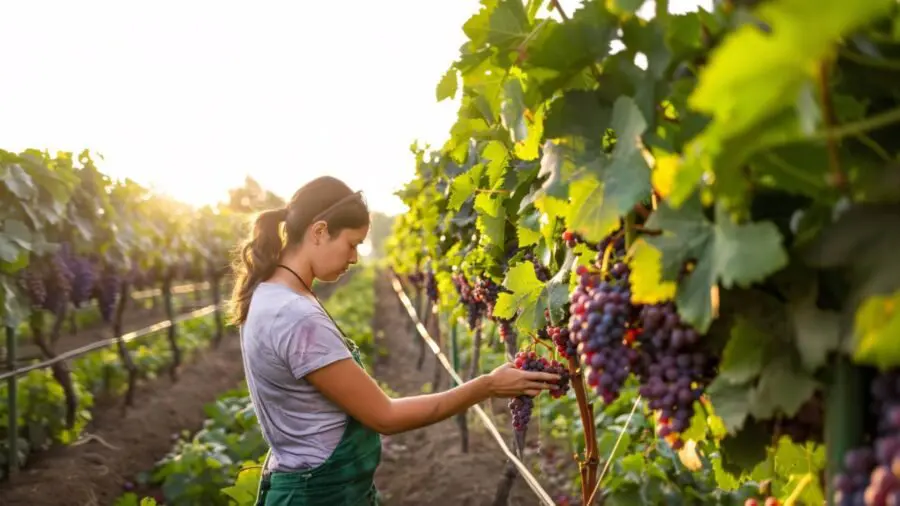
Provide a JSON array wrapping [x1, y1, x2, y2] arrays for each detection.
[[0, 330, 248, 506]]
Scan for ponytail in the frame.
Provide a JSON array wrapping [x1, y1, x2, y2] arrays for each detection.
[[229, 207, 288, 325]]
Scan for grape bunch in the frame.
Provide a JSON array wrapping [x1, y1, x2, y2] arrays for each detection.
[[65, 254, 97, 308], [94, 267, 121, 322], [498, 318, 515, 344], [472, 276, 501, 319], [635, 302, 714, 449], [832, 369, 900, 506], [509, 396, 533, 434], [424, 268, 439, 303], [548, 326, 577, 361], [523, 250, 551, 282], [509, 351, 572, 433], [21, 266, 47, 308], [41, 250, 74, 311], [451, 273, 486, 330], [407, 271, 425, 289], [568, 263, 637, 404]]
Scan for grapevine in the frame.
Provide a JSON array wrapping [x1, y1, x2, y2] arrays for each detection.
[[378, 0, 900, 503]]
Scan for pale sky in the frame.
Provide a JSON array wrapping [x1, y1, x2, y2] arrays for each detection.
[[0, 0, 708, 215]]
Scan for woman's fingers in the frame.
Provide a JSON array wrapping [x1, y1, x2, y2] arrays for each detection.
[[525, 381, 556, 391], [522, 370, 561, 383]]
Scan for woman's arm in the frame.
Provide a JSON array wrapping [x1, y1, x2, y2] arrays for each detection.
[[305, 358, 559, 435]]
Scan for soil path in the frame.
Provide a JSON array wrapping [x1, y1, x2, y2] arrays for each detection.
[[371, 272, 540, 506], [0, 331, 247, 506]]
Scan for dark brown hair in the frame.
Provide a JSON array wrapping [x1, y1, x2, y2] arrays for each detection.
[[228, 176, 369, 325]]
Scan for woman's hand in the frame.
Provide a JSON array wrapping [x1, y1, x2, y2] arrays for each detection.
[[486, 362, 562, 398]]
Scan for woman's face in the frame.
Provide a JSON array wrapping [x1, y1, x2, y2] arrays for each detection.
[[311, 224, 369, 282]]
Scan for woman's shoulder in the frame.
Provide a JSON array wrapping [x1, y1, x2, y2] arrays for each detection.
[[253, 283, 334, 331]]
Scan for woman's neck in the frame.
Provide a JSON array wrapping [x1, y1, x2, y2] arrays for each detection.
[[268, 252, 315, 296]]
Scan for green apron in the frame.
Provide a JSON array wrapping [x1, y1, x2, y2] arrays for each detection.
[[254, 340, 383, 506]]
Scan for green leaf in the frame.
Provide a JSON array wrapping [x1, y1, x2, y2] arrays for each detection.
[[481, 141, 509, 187], [2, 219, 32, 256], [494, 261, 569, 332], [487, 0, 531, 50], [436, 67, 458, 101], [719, 317, 772, 384], [853, 289, 900, 370], [790, 285, 841, 371], [719, 418, 770, 475], [516, 209, 542, 247], [543, 90, 611, 142], [524, 3, 617, 75], [773, 437, 826, 506], [1, 163, 36, 200], [645, 200, 788, 332], [706, 377, 752, 433], [749, 354, 818, 419], [448, 164, 485, 211], [608, 0, 645, 15], [567, 96, 651, 243], [500, 77, 528, 143]]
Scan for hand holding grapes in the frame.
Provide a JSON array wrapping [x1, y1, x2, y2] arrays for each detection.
[[487, 362, 561, 397]]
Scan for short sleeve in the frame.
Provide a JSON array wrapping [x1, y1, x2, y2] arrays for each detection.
[[279, 314, 352, 380]]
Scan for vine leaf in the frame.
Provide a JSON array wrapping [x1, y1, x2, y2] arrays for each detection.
[[0, 219, 33, 263], [482, 140, 508, 186], [516, 209, 541, 248], [718, 419, 769, 475], [2, 163, 36, 200], [645, 199, 788, 332], [749, 354, 818, 420], [436, 67, 458, 102], [853, 289, 900, 370], [706, 377, 752, 433], [487, 0, 531, 51], [718, 317, 771, 384], [628, 237, 677, 304], [448, 164, 485, 211], [773, 438, 826, 506], [790, 288, 841, 371], [568, 96, 651, 243], [494, 261, 568, 332], [501, 77, 528, 143]]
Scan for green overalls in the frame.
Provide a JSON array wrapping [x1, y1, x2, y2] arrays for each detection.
[[254, 340, 383, 506]]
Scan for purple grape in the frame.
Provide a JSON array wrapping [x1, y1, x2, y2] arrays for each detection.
[[424, 268, 439, 303]]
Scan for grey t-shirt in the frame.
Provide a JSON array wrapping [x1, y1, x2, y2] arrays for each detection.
[[240, 282, 353, 472]]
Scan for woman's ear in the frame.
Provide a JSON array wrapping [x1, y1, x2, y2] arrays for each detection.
[[310, 221, 328, 244]]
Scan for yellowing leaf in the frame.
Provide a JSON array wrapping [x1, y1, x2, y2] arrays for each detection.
[[628, 237, 677, 304], [651, 154, 680, 199], [853, 290, 900, 370], [678, 439, 703, 472]]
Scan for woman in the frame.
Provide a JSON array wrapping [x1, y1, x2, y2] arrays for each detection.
[[230, 176, 560, 506]]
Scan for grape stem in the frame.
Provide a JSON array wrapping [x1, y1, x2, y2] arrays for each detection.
[[816, 60, 847, 193], [530, 336, 555, 353], [566, 355, 599, 505]]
